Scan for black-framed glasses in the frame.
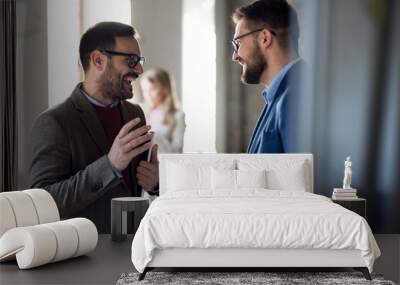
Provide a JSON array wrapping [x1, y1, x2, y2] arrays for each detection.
[[100, 49, 145, 69], [231, 28, 276, 52]]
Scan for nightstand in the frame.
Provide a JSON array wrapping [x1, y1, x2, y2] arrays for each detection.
[[111, 197, 149, 242], [332, 198, 366, 219]]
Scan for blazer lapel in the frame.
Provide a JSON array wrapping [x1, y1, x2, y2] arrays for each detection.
[[70, 84, 108, 154]]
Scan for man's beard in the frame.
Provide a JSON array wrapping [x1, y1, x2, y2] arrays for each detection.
[[99, 63, 138, 102], [241, 45, 266, 85]]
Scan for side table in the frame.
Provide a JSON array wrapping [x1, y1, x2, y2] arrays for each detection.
[[111, 197, 149, 242], [332, 197, 366, 219]]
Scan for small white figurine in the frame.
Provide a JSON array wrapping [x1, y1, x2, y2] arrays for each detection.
[[342, 156, 352, 189]]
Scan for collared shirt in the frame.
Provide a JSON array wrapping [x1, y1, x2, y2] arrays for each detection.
[[80, 85, 120, 108], [247, 57, 301, 153]]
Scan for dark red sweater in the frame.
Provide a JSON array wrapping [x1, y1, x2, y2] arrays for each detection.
[[92, 104, 133, 193]]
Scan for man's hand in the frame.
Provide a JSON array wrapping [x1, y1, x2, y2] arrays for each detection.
[[137, 144, 159, 191], [108, 118, 153, 172]]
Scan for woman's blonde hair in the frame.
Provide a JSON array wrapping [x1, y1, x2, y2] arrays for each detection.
[[142, 68, 180, 124]]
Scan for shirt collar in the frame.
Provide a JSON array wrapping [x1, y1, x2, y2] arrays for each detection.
[[262, 57, 301, 104], [79, 84, 120, 108]]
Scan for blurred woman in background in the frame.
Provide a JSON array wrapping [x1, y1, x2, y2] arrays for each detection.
[[141, 68, 185, 153]]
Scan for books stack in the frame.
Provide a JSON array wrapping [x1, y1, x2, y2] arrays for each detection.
[[332, 188, 358, 200]]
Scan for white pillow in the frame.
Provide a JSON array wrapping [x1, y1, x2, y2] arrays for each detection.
[[211, 168, 236, 190], [266, 166, 307, 191], [211, 169, 267, 190], [237, 159, 308, 191], [236, 169, 267, 189], [167, 163, 211, 191], [166, 159, 235, 192]]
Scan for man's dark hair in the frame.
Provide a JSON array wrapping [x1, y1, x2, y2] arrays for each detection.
[[232, 0, 299, 52], [79, 22, 136, 72]]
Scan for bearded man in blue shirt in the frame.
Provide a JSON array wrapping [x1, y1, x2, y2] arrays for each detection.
[[232, 0, 303, 153]]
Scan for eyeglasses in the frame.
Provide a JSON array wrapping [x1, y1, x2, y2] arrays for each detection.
[[231, 28, 276, 52], [100, 49, 145, 69]]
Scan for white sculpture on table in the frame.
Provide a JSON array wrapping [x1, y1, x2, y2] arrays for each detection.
[[342, 156, 352, 189]]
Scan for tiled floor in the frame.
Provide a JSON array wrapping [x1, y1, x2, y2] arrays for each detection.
[[373, 235, 400, 284]]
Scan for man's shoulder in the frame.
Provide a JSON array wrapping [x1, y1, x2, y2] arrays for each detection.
[[33, 96, 78, 132], [276, 59, 305, 102], [36, 96, 75, 120]]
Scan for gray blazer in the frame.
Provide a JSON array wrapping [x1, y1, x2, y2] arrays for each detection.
[[30, 84, 148, 233]]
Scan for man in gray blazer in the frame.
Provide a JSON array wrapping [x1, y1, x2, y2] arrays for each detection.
[[30, 22, 158, 233]]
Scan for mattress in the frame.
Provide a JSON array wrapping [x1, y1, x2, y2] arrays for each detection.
[[131, 190, 380, 273]]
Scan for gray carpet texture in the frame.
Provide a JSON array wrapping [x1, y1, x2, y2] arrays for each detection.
[[116, 271, 396, 285]]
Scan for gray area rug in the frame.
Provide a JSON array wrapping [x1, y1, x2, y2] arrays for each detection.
[[116, 272, 396, 285]]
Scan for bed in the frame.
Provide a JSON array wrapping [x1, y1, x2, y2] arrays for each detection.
[[131, 154, 380, 280]]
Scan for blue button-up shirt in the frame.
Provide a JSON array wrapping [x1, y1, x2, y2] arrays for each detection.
[[247, 57, 301, 153]]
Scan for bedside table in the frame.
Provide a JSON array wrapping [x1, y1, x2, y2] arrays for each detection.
[[332, 198, 366, 219], [111, 197, 149, 242]]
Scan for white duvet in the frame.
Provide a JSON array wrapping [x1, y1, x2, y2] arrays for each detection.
[[131, 190, 380, 273]]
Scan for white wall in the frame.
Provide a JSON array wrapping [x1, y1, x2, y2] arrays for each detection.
[[215, 0, 227, 152], [83, 0, 131, 30], [131, 0, 183, 104], [182, 0, 216, 152], [47, 0, 80, 107]]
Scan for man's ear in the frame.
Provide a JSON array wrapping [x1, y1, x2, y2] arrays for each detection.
[[90, 50, 106, 71], [260, 28, 273, 49]]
